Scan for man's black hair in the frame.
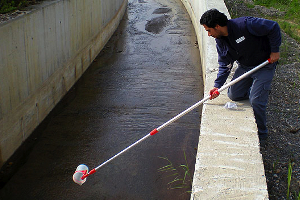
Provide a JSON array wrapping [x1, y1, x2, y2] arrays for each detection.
[[200, 9, 228, 28]]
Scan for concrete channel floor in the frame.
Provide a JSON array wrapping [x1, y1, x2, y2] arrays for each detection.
[[0, 0, 204, 199]]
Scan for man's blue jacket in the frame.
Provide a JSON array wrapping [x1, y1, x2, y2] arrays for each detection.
[[214, 17, 281, 88]]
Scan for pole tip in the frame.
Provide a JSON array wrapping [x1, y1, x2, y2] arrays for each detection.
[[73, 164, 88, 185]]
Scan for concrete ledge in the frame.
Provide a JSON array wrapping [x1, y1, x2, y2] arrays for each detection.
[[0, 0, 127, 167], [180, 0, 269, 199]]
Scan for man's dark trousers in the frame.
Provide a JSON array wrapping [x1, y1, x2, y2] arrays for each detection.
[[227, 62, 277, 139]]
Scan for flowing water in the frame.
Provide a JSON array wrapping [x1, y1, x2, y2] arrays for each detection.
[[0, 0, 203, 199]]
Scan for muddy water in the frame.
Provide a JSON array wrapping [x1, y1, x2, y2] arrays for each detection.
[[0, 0, 203, 199]]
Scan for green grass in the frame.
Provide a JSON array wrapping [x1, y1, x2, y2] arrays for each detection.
[[0, 1, 17, 13], [278, 20, 300, 42], [249, 0, 300, 62], [158, 151, 193, 192], [0, 0, 31, 14], [253, 0, 300, 43], [272, 159, 279, 173], [286, 160, 300, 200], [287, 161, 293, 199]]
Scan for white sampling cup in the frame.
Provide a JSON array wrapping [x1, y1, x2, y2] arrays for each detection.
[[73, 164, 88, 185], [224, 102, 237, 110]]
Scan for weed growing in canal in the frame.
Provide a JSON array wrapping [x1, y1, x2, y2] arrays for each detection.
[[158, 151, 192, 193]]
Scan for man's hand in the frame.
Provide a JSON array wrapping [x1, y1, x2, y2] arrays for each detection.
[[210, 87, 220, 100], [269, 52, 280, 63]]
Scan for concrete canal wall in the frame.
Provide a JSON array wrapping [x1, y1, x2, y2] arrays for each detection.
[[180, 0, 269, 199], [0, 0, 127, 167]]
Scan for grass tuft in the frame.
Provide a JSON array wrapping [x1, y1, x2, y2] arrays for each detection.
[[158, 151, 193, 193]]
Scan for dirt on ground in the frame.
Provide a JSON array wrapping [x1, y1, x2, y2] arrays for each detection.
[[225, 0, 300, 199]]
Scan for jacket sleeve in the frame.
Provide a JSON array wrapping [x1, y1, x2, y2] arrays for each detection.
[[245, 17, 281, 52], [214, 40, 233, 88]]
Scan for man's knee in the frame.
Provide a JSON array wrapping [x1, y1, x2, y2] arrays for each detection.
[[228, 91, 237, 101], [227, 88, 249, 101]]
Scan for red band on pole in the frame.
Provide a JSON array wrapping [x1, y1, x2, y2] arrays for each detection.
[[89, 169, 96, 175], [150, 128, 158, 136], [267, 58, 271, 63]]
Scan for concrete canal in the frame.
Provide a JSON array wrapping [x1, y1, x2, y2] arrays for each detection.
[[0, 0, 203, 199]]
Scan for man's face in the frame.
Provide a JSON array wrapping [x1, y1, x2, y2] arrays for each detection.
[[203, 24, 223, 39]]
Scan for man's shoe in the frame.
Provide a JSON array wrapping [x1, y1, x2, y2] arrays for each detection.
[[258, 133, 268, 148]]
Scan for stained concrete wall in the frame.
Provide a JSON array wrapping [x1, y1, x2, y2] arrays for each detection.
[[179, 0, 269, 199], [0, 0, 127, 167]]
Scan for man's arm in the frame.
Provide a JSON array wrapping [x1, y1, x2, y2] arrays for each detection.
[[246, 17, 281, 62], [214, 40, 233, 88], [209, 40, 234, 99]]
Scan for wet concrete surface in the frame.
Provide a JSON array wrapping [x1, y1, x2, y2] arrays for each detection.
[[0, 0, 203, 199]]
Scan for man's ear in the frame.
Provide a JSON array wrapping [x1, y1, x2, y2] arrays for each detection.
[[214, 24, 220, 29]]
